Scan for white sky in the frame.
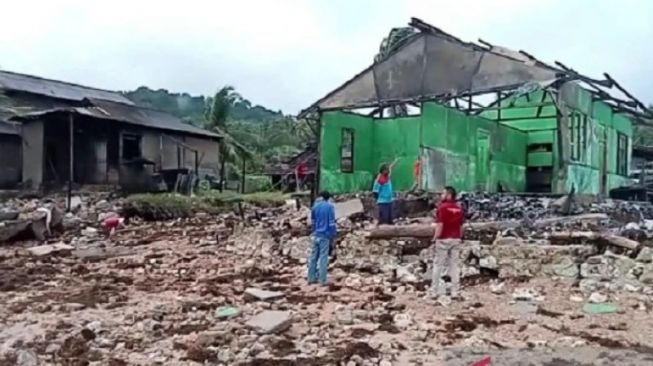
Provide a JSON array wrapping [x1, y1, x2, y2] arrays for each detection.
[[1, 0, 652, 114]]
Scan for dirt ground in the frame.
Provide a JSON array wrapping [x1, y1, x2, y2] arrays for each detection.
[[2, 210, 653, 365]]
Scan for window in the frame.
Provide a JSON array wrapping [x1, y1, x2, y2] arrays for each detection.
[[617, 132, 628, 176], [569, 113, 588, 162], [340, 128, 354, 173], [122, 134, 142, 160]]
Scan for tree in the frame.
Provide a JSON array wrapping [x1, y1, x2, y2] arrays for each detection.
[[205, 86, 241, 191], [374, 26, 417, 117]]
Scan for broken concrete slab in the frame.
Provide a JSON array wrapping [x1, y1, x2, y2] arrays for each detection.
[[69, 196, 83, 212], [245, 310, 292, 334], [244, 288, 284, 301], [26, 242, 74, 257], [335, 199, 364, 220]]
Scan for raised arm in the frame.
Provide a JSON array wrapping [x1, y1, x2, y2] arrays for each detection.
[[388, 157, 400, 176]]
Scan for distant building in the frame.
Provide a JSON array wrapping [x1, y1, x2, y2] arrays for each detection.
[[0, 70, 221, 191], [300, 18, 651, 195]]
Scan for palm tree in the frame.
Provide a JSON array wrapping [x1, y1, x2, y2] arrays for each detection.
[[205, 86, 242, 191], [374, 27, 417, 117]]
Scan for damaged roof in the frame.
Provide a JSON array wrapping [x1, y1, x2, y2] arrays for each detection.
[[299, 18, 650, 120], [0, 70, 133, 105], [12, 98, 221, 139]]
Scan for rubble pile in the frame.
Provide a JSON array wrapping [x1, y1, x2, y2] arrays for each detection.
[[2, 193, 653, 365]]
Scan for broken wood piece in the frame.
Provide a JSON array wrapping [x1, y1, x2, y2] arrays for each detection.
[[601, 234, 639, 250], [547, 231, 601, 240]]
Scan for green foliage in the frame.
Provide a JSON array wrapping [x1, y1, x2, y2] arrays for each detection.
[[123, 86, 315, 182], [124, 190, 291, 220], [123, 86, 282, 126]]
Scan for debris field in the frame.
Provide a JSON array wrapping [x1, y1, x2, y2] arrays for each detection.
[[2, 192, 653, 365]]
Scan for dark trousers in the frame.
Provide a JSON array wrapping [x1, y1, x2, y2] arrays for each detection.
[[378, 202, 394, 225]]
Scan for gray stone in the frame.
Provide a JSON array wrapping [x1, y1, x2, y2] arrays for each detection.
[[612, 254, 637, 278], [639, 265, 653, 285], [493, 237, 523, 246], [245, 311, 292, 334], [27, 243, 74, 257], [637, 247, 653, 263], [244, 288, 284, 301], [579, 279, 602, 293], [69, 196, 83, 212], [336, 310, 354, 325], [550, 256, 579, 278], [479, 255, 498, 270], [512, 288, 538, 302], [588, 292, 608, 304], [580, 258, 612, 280], [511, 301, 539, 315], [489, 282, 505, 295], [16, 349, 39, 366], [81, 227, 99, 237], [396, 265, 418, 283], [393, 313, 412, 329]]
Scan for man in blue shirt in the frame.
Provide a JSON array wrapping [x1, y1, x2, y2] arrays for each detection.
[[308, 191, 337, 285], [373, 158, 399, 225]]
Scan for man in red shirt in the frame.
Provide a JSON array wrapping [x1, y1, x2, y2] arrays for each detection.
[[431, 186, 465, 300]]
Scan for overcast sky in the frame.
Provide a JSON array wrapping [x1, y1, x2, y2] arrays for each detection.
[[1, 0, 651, 114]]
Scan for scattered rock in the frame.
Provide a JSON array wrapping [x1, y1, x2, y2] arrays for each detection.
[[589, 292, 608, 304], [489, 282, 505, 295], [244, 288, 284, 301], [636, 247, 653, 263], [245, 311, 292, 334], [512, 288, 539, 302], [393, 313, 412, 329], [479, 255, 498, 270], [82, 226, 99, 237], [16, 349, 38, 366], [26, 242, 74, 257]]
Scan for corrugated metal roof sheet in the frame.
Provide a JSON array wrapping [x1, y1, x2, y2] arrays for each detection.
[[12, 98, 221, 139], [0, 121, 20, 135], [0, 70, 133, 105]]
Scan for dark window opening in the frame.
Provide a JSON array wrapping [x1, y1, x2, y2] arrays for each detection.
[[617, 132, 628, 176], [569, 113, 587, 162], [122, 134, 142, 160], [527, 143, 553, 153], [341, 128, 354, 173]]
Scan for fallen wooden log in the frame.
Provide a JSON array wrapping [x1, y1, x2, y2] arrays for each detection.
[[367, 220, 521, 239], [602, 234, 639, 250], [369, 226, 639, 250]]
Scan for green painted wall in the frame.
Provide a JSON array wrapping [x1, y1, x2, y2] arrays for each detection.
[[320, 103, 527, 193], [318, 84, 634, 195], [320, 112, 375, 193]]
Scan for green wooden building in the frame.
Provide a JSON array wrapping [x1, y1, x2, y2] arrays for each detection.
[[300, 18, 651, 196]]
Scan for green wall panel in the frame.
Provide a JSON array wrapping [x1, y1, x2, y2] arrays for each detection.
[[320, 111, 374, 193]]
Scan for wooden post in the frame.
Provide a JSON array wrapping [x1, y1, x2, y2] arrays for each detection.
[[67, 113, 74, 211], [194, 150, 199, 175], [311, 113, 322, 204], [240, 158, 246, 194]]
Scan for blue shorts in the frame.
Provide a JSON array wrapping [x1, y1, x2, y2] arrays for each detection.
[[378, 202, 394, 225]]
